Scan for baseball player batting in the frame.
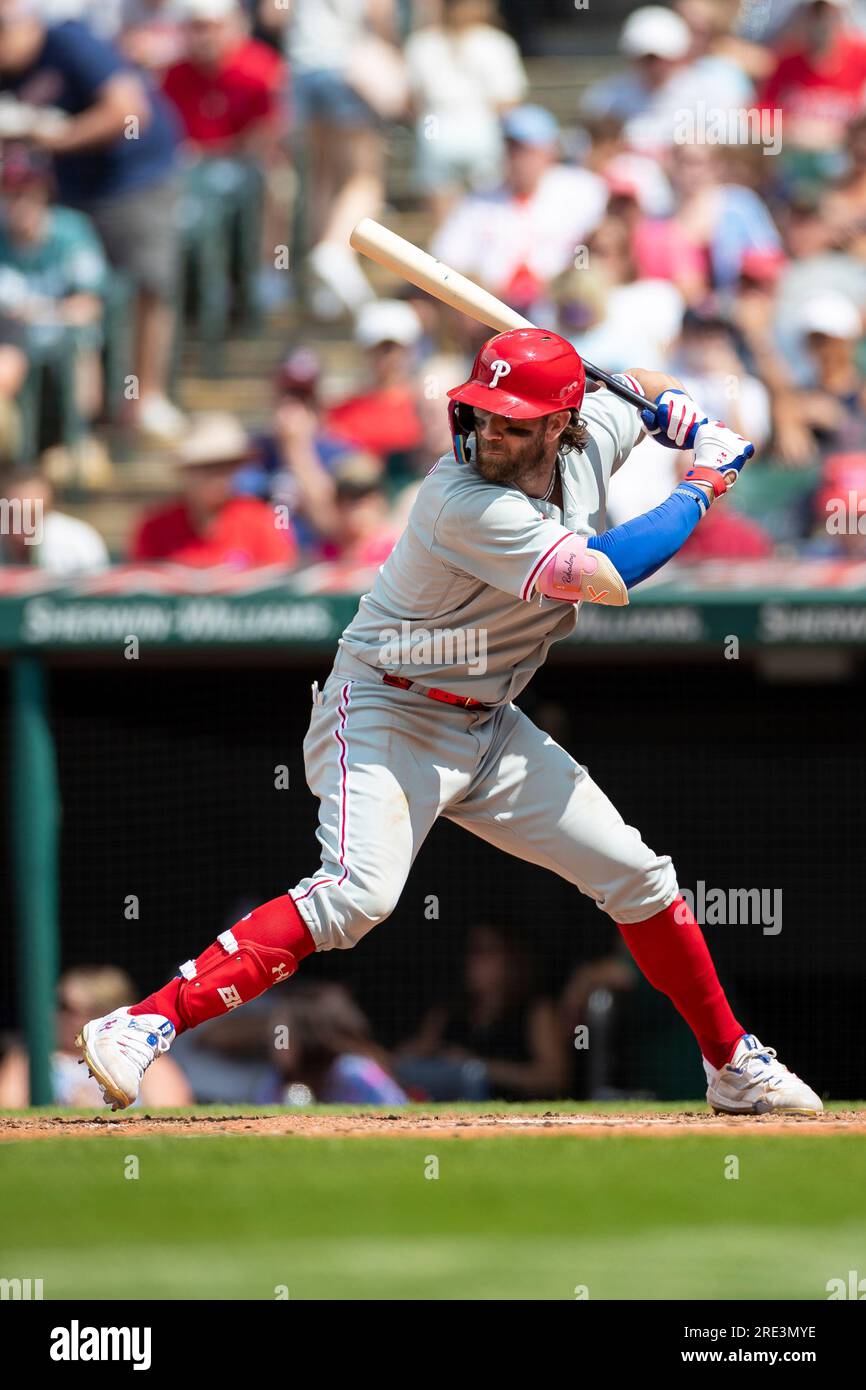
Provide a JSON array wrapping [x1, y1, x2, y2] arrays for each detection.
[[77, 328, 822, 1115]]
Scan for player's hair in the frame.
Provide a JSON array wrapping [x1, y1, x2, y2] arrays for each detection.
[[557, 411, 590, 456]]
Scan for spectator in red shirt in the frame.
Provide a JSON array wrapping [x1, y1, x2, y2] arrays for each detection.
[[677, 448, 774, 562], [757, 0, 866, 153], [131, 412, 297, 568], [678, 503, 775, 562], [162, 0, 284, 156], [324, 300, 426, 480]]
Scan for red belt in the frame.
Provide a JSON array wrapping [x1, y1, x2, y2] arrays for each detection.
[[382, 673, 488, 709]]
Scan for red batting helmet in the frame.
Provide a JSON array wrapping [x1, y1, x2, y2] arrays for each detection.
[[448, 328, 586, 418], [447, 329, 586, 463]]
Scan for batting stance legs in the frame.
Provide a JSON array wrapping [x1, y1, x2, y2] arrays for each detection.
[[78, 659, 782, 1110]]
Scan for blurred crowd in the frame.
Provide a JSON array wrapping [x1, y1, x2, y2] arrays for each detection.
[[2, 0, 866, 576], [0, 927, 640, 1107]]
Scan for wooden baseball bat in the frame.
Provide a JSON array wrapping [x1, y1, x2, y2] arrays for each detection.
[[349, 217, 655, 417]]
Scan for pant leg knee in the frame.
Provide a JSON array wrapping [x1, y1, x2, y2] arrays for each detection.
[[291, 869, 402, 950], [598, 851, 679, 925]]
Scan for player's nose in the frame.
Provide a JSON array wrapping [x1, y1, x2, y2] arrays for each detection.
[[478, 418, 505, 442]]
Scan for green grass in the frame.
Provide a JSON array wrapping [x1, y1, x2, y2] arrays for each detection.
[[2, 1104, 865, 1300]]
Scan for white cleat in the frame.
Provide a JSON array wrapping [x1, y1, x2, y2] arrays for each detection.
[[76, 1008, 175, 1111], [704, 1033, 823, 1116]]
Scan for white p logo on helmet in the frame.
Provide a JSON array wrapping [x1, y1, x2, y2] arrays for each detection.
[[488, 359, 512, 389]]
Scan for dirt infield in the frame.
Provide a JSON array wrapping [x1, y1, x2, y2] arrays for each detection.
[[2, 1110, 865, 1141]]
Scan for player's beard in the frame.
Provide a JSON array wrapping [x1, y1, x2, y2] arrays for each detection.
[[474, 430, 546, 488]]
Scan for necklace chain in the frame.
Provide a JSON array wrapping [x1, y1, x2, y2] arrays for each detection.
[[539, 460, 558, 503]]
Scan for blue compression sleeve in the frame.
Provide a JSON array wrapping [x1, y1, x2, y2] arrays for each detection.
[[587, 484, 707, 589]]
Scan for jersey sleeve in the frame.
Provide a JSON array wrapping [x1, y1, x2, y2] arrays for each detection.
[[431, 486, 575, 601]]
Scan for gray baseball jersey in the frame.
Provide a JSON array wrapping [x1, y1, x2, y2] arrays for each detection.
[[291, 376, 678, 954], [339, 379, 644, 705]]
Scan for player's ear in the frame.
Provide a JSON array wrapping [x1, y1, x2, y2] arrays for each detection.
[[545, 410, 571, 444]]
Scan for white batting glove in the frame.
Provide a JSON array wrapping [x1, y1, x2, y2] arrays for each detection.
[[680, 421, 755, 510]]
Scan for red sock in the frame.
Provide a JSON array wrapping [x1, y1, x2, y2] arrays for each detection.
[[617, 896, 744, 1069], [129, 893, 316, 1036]]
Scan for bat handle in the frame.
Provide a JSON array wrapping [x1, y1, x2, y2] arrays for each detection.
[[584, 361, 659, 428]]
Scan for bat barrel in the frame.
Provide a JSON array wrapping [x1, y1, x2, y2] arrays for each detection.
[[349, 218, 658, 425]]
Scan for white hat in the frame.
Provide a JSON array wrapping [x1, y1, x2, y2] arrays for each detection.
[[175, 412, 252, 467], [799, 292, 862, 340], [355, 299, 422, 348], [620, 6, 691, 60], [181, 0, 239, 20]]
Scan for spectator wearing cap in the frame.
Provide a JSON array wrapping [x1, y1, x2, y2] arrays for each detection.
[[774, 183, 866, 365], [430, 104, 607, 317], [790, 291, 866, 455], [0, 466, 109, 572], [324, 299, 426, 483], [742, 193, 866, 463], [404, 0, 527, 221], [758, 0, 866, 157], [321, 451, 401, 567], [0, 146, 109, 426], [763, 289, 866, 468], [131, 411, 297, 567], [582, 4, 753, 150], [162, 0, 284, 157], [0, 2, 187, 443], [765, 184, 866, 466]]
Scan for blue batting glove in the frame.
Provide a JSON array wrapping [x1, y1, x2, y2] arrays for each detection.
[[641, 389, 709, 450]]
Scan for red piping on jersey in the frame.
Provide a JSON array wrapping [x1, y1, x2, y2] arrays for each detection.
[[334, 680, 351, 884], [293, 679, 354, 901]]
